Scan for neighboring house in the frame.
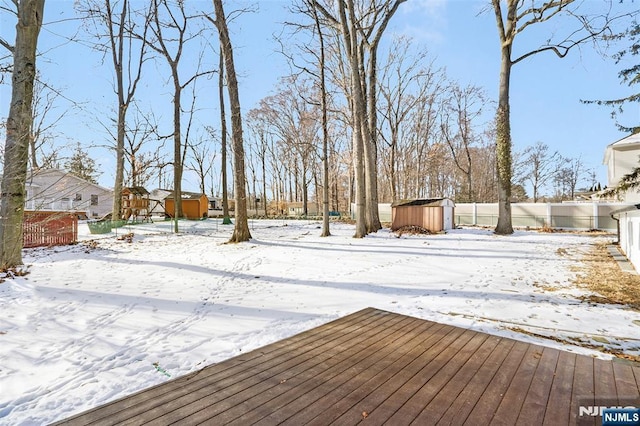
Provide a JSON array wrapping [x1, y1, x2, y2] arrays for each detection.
[[603, 133, 640, 202], [25, 168, 114, 218]]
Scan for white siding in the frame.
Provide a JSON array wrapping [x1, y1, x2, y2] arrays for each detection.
[[617, 209, 640, 273], [25, 169, 113, 218]]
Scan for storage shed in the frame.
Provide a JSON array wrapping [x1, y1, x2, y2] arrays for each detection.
[[164, 192, 209, 220], [391, 198, 455, 232]]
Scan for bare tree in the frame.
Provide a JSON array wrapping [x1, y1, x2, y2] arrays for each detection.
[[28, 77, 68, 169], [186, 133, 216, 195], [211, 0, 251, 242], [245, 110, 273, 217], [490, 0, 634, 234], [249, 77, 320, 218], [295, 0, 333, 235], [78, 0, 151, 222], [148, 0, 213, 232], [518, 141, 561, 202], [0, 0, 44, 269], [441, 82, 491, 202], [123, 109, 163, 188], [312, 0, 405, 234], [378, 36, 443, 202], [553, 155, 584, 201]]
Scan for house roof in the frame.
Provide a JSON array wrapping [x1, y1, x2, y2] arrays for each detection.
[[611, 204, 640, 217], [391, 198, 454, 207], [607, 132, 640, 149], [604, 133, 640, 164], [27, 168, 113, 193]]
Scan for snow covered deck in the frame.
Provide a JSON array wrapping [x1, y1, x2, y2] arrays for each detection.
[[53, 308, 640, 425]]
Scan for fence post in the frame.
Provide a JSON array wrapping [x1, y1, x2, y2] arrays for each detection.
[[473, 203, 477, 226], [593, 202, 599, 229], [547, 203, 552, 227]]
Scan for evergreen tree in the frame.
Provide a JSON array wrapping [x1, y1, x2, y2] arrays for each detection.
[[584, 21, 640, 133], [65, 143, 99, 184]]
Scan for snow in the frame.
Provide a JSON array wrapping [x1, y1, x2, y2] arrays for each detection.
[[1, 219, 639, 425]]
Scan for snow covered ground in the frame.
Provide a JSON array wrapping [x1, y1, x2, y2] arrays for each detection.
[[1, 219, 639, 425]]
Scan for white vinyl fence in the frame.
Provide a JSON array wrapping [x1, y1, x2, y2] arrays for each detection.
[[352, 202, 632, 231], [454, 202, 630, 231]]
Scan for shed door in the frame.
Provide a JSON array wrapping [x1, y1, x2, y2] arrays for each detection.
[[443, 207, 453, 230]]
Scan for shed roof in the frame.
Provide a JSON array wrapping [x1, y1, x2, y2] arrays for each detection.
[[391, 198, 454, 208], [164, 191, 207, 201]]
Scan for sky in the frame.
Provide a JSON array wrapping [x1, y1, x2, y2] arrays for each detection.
[[1, 0, 638, 193], [1, 219, 639, 424]]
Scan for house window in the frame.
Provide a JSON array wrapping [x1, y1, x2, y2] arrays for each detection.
[[75, 193, 82, 201], [91, 195, 98, 206]]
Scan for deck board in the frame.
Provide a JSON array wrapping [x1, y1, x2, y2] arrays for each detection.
[[409, 334, 502, 425], [52, 308, 640, 426], [438, 337, 516, 425], [542, 350, 576, 426], [517, 347, 560, 425], [242, 318, 435, 425], [184, 313, 415, 424]]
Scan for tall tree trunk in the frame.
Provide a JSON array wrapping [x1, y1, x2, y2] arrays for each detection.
[[493, 0, 515, 235], [312, 2, 331, 236], [364, 46, 382, 232], [495, 51, 513, 234], [213, 0, 251, 242], [390, 133, 397, 201], [339, 0, 366, 238], [219, 48, 232, 224], [172, 80, 183, 232], [261, 144, 267, 217], [302, 171, 308, 216], [0, 0, 44, 269], [113, 104, 125, 219], [110, 0, 127, 223]]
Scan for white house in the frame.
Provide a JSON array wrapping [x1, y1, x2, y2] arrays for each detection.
[[603, 133, 640, 202], [603, 134, 640, 272], [25, 168, 114, 218]]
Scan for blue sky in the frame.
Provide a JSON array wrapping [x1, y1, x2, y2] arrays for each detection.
[[1, 0, 638, 193]]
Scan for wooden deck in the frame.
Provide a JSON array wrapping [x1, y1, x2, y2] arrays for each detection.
[[53, 308, 640, 425]]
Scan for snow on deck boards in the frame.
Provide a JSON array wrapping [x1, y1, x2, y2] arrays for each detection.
[[52, 308, 640, 425]]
